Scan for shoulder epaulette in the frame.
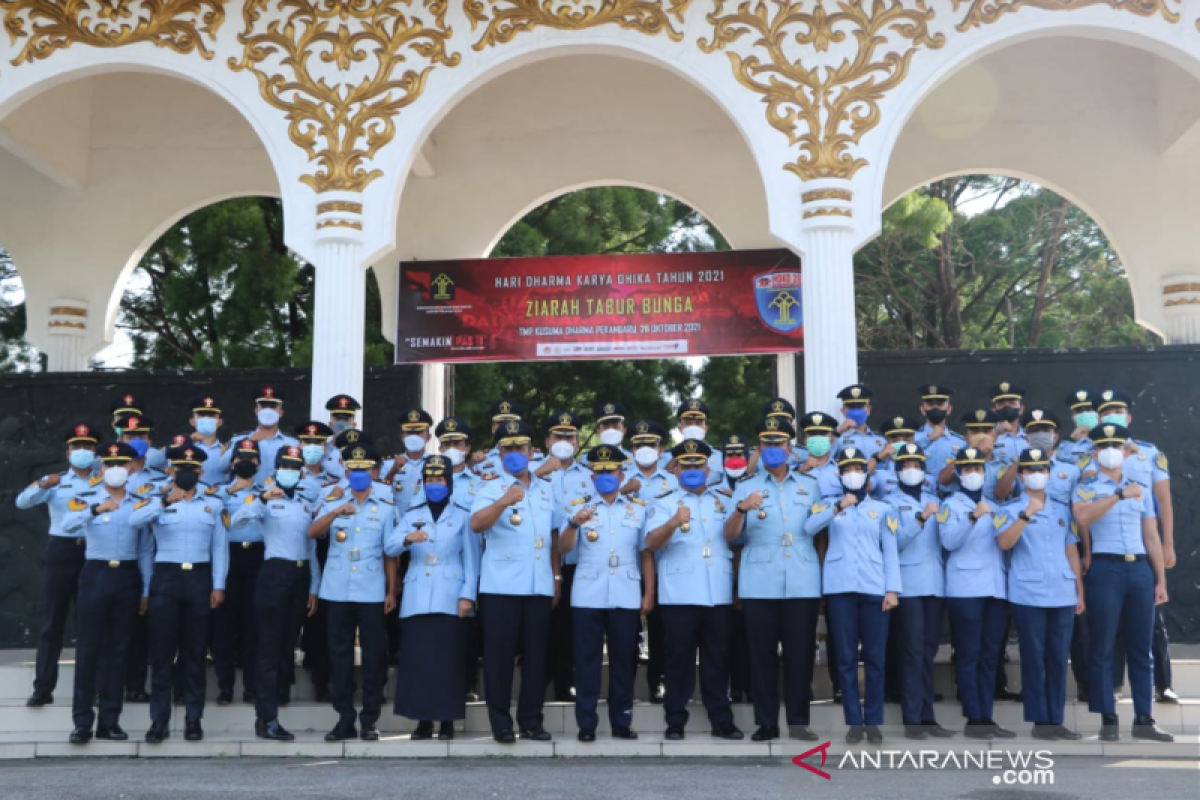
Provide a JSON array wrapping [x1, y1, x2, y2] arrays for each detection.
[[407, 501, 428, 512], [326, 487, 345, 502], [482, 473, 500, 481], [654, 490, 673, 499], [134, 498, 152, 510], [137, 484, 153, 495], [244, 494, 257, 505], [630, 496, 647, 506], [376, 496, 395, 506], [322, 477, 340, 487], [86, 474, 103, 487], [204, 485, 220, 496], [715, 487, 733, 497], [736, 474, 755, 483], [454, 501, 472, 512], [569, 496, 588, 506]]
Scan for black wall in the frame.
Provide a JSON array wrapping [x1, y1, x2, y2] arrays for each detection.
[[797, 345, 1200, 643], [0, 366, 419, 648]]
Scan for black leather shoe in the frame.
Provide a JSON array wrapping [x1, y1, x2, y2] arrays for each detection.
[[986, 720, 1016, 738], [1156, 687, 1180, 704], [314, 686, 332, 703], [324, 725, 357, 742], [184, 719, 203, 741], [612, 726, 638, 740], [790, 725, 818, 741], [216, 690, 233, 706], [96, 725, 128, 741], [493, 730, 516, 744], [144, 725, 169, 744], [577, 728, 596, 743], [964, 721, 994, 740], [712, 723, 744, 740], [519, 726, 552, 741], [257, 719, 294, 741], [411, 721, 434, 740], [904, 725, 930, 740], [1031, 723, 1058, 740], [1132, 715, 1174, 742], [664, 725, 685, 741], [845, 725, 864, 744], [926, 724, 956, 738], [438, 722, 455, 741], [751, 725, 779, 742], [1053, 725, 1083, 740], [360, 726, 380, 741], [68, 727, 92, 744], [866, 725, 883, 744], [26, 692, 52, 707], [1100, 713, 1120, 742], [125, 690, 149, 703]]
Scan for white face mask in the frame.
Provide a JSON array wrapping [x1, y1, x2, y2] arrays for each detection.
[[256, 408, 280, 427], [959, 472, 985, 492], [104, 466, 129, 488], [898, 467, 925, 487], [1097, 447, 1124, 470], [840, 471, 867, 491], [403, 434, 427, 454], [550, 440, 576, 460], [598, 429, 624, 447], [441, 447, 465, 466], [724, 466, 747, 479], [634, 446, 659, 467], [1022, 472, 1049, 492], [680, 425, 705, 441]]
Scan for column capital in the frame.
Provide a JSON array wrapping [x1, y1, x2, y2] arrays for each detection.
[[798, 178, 855, 236], [314, 192, 367, 247], [45, 298, 90, 372], [1161, 274, 1200, 344]]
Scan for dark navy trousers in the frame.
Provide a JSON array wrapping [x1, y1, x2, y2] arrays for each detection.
[[947, 596, 1008, 722], [894, 595, 944, 726], [1086, 557, 1155, 717], [73, 561, 139, 729], [1012, 603, 1074, 725], [572, 606, 639, 731], [827, 592, 889, 726], [742, 598, 819, 728]]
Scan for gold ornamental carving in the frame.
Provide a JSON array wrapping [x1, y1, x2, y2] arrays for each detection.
[[953, 0, 1180, 31], [1163, 283, 1200, 294], [317, 200, 364, 214], [465, 0, 692, 49], [1, 0, 227, 64], [700, 0, 945, 182], [801, 188, 852, 202], [231, 0, 461, 194]]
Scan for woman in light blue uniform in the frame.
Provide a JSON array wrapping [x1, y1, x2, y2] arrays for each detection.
[[805, 448, 901, 745], [386, 455, 480, 741], [996, 447, 1083, 741]]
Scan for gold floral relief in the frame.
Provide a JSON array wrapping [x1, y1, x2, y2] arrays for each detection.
[[1, 0, 227, 64], [465, 0, 691, 49], [953, 0, 1180, 31], [701, 0, 944, 182], [231, 0, 461, 194]]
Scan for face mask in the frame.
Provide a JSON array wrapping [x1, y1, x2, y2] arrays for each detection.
[[69, 449, 95, 470], [680, 425, 705, 441], [599, 429, 624, 447], [550, 441, 576, 460], [724, 466, 746, 479], [634, 446, 659, 467], [959, 472, 985, 492], [194, 417, 219, 436], [403, 434, 427, 454], [1027, 432, 1056, 451], [174, 470, 200, 491], [348, 470, 372, 491], [103, 466, 129, 488], [899, 467, 925, 487], [760, 446, 788, 469], [1097, 447, 1124, 470], [331, 419, 351, 435], [1101, 413, 1127, 427], [723, 456, 748, 473], [275, 468, 301, 489], [996, 406, 1021, 423], [127, 438, 149, 459], [841, 471, 867, 491], [924, 408, 948, 425], [302, 444, 325, 465], [1022, 472, 1049, 492], [1074, 412, 1099, 430], [257, 407, 281, 427], [806, 436, 831, 457], [502, 452, 529, 475], [442, 447, 466, 467], [593, 473, 620, 494], [679, 469, 707, 489], [233, 460, 258, 479], [845, 408, 869, 427], [425, 483, 449, 503]]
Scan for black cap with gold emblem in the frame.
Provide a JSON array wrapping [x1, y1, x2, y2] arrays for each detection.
[[546, 411, 580, 435], [721, 435, 748, 458], [1064, 389, 1095, 412], [325, 394, 361, 416], [1089, 423, 1129, 447], [435, 417, 471, 441], [399, 408, 433, 431], [836, 447, 870, 469], [755, 416, 795, 441], [676, 398, 709, 421], [836, 384, 873, 406], [799, 411, 836, 435], [954, 447, 987, 466], [422, 454, 454, 493], [670, 438, 713, 464], [893, 442, 925, 464], [233, 438, 261, 460], [99, 442, 136, 464], [1021, 409, 1059, 431], [917, 384, 954, 402], [629, 419, 667, 445], [593, 402, 628, 425], [342, 444, 381, 470], [961, 409, 999, 430], [584, 446, 624, 472], [332, 429, 373, 451], [114, 413, 154, 434], [489, 398, 523, 423], [1017, 448, 1051, 469], [110, 394, 145, 417], [881, 415, 918, 437], [294, 421, 334, 442], [494, 420, 534, 448], [166, 444, 208, 468], [275, 445, 305, 469], [761, 397, 796, 421], [989, 381, 1026, 404], [1095, 389, 1133, 414], [66, 423, 100, 445], [255, 385, 286, 405], [189, 395, 222, 415]]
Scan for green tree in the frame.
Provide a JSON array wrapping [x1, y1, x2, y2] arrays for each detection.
[[694, 355, 775, 442], [0, 247, 38, 372]]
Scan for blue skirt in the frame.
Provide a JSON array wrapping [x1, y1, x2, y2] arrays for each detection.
[[394, 613, 468, 721]]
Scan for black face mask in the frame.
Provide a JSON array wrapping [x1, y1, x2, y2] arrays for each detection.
[[233, 460, 258, 479], [174, 470, 201, 491], [924, 408, 948, 425], [996, 406, 1021, 423]]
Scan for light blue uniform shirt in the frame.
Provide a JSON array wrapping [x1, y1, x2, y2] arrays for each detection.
[[215, 483, 264, 543], [1072, 473, 1154, 556], [130, 492, 229, 590], [387, 500, 481, 618], [1002, 452, 1080, 508], [647, 488, 734, 606], [390, 455, 428, 516], [937, 491, 1006, 600], [151, 440, 229, 486], [17, 469, 101, 538], [560, 493, 648, 610], [315, 484, 397, 603], [801, 459, 843, 502], [622, 465, 679, 499], [1057, 437, 1093, 465], [221, 430, 300, 485], [806, 496, 901, 596], [993, 428, 1028, 465], [999, 496, 1078, 608], [296, 469, 341, 506], [63, 490, 154, 593], [884, 488, 944, 598], [730, 470, 821, 599], [837, 427, 886, 459], [917, 425, 967, 496], [470, 473, 557, 597], [870, 459, 937, 500], [547, 461, 594, 567], [231, 492, 320, 594]]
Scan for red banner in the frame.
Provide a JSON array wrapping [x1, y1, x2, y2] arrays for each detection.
[[395, 249, 803, 364]]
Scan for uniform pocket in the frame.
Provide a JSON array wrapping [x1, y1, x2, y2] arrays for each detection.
[[955, 558, 981, 570], [665, 560, 694, 575], [749, 547, 774, 564], [576, 566, 599, 581], [1062, 568, 1078, 581]]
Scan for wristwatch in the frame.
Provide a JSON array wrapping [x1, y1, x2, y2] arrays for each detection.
[[1018, 510, 1031, 522], [1115, 487, 1126, 501], [967, 512, 979, 524]]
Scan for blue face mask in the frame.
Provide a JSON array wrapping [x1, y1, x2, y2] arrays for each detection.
[[69, 449, 95, 470], [275, 468, 301, 489], [194, 417, 219, 436], [1074, 412, 1099, 430], [331, 419, 352, 435], [1101, 413, 1127, 427], [806, 435, 831, 457], [760, 445, 788, 469], [127, 438, 149, 459], [301, 444, 324, 465], [502, 452, 529, 475], [845, 408, 869, 426], [348, 470, 372, 491], [593, 473, 620, 495], [425, 483, 449, 503], [680, 469, 707, 489]]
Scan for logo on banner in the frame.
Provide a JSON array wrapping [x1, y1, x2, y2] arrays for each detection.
[[430, 272, 455, 301], [754, 270, 803, 333]]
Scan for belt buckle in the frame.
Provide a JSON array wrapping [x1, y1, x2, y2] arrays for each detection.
[[75, 538, 85, 546], [295, 560, 305, 568], [424, 552, 439, 567], [182, 563, 193, 571], [781, 533, 793, 547], [1124, 554, 1136, 562], [108, 560, 120, 568], [242, 541, 253, 550], [608, 554, 620, 568]]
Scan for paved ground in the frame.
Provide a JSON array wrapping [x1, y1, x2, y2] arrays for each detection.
[[0, 756, 1195, 800]]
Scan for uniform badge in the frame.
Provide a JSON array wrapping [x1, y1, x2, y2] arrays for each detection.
[[935, 506, 950, 524], [1156, 452, 1169, 472], [1057, 518, 1065, 527], [886, 516, 898, 534], [68, 498, 88, 512], [867, 510, 878, 519], [1058, 472, 1067, 480]]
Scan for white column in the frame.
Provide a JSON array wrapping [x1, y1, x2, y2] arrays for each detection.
[[45, 299, 90, 371], [1161, 275, 1200, 343], [774, 353, 797, 407], [310, 195, 368, 415], [420, 363, 449, 418], [798, 179, 859, 414]]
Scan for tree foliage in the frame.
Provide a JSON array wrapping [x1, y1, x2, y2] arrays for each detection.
[[0, 247, 38, 372]]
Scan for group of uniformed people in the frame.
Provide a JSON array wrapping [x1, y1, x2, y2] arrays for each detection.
[[17, 381, 1179, 745]]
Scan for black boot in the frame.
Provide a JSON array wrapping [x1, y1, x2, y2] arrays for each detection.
[[96, 724, 128, 741], [257, 719, 295, 741], [26, 692, 53, 707], [1053, 724, 1082, 740], [751, 725, 779, 742], [411, 721, 434, 740], [184, 718, 203, 741], [904, 725, 929, 740], [438, 722, 455, 741], [789, 725, 818, 741], [925, 723, 955, 738], [865, 725, 883, 744], [1100, 713, 1120, 741], [1132, 715, 1174, 742], [1031, 723, 1058, 740], [845, 725, 864, 744], [68, 727, 92, 745], [145, 724, 169, 744], [985, 719, 1016, 738], [964, 719, 994, 740]]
